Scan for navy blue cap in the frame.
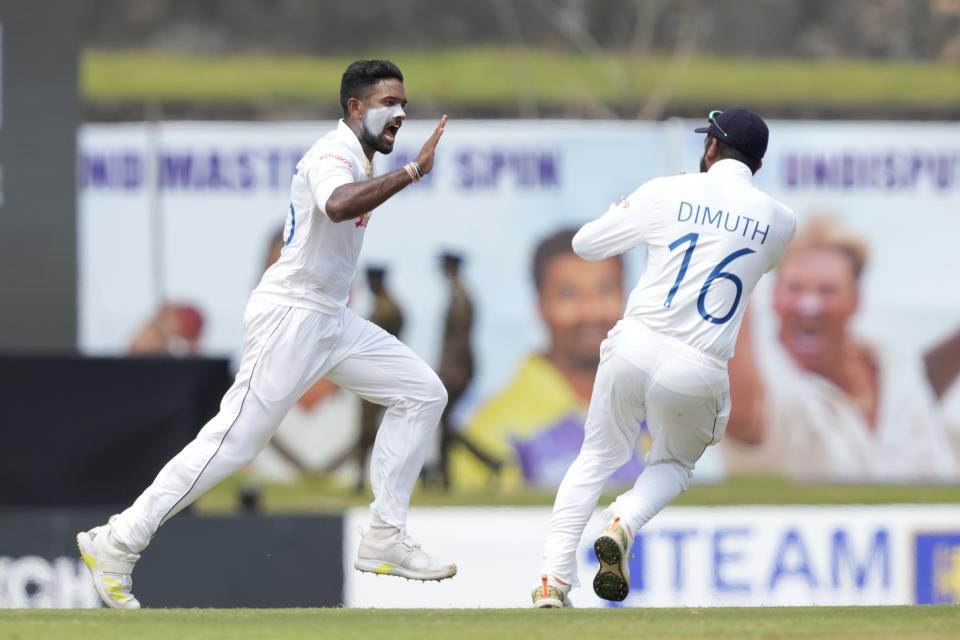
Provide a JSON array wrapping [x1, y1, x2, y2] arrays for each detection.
[[695, 108, 769, 160], [440, 251, 463, 265], [366, 265, 387, 279]]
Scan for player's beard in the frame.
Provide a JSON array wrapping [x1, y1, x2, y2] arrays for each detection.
[[699, 153, 708, 173], [361, 105, 404, 155], [360, 127, 391, 155]]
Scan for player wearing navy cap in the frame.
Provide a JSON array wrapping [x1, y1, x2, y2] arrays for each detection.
[[532, 108, 796, 607], [695, 107, 770, 169]]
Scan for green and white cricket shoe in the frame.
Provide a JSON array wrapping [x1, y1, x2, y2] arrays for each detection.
[[592, 516, 633, 602], [355, 530, 457, 581], [76, 525, 141, 609], [531, 574, 573, 608]]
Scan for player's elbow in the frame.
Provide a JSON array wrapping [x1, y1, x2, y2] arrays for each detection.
[[324, 199, 348, 223], [571, 230, 601, 261]]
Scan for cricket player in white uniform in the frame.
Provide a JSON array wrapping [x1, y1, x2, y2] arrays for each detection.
[[77, 60, 456, 609], [532, 108, 796, 607]]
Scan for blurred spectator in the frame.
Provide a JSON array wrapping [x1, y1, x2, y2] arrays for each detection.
[[425, 251, 477, 489], [355, 266, 405, 491], [724, 214, 960, 480], [450, 228, 645, 490], [128, 302, 205, 356]]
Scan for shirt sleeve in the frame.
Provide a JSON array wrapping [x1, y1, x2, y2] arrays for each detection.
[[571, 180, 658, 260], [764, 207, 798, 273], [304, 152, 356, 217]]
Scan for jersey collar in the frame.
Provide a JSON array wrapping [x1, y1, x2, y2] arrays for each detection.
[[707, 158, 754, 184]]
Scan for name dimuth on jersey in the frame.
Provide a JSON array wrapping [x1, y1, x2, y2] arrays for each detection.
[[677, 201, 770, 245]]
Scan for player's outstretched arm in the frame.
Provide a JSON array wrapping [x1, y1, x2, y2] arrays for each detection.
[[572, 202, 641, 260], [572, 183, 657, 260], [325, 116, 447, 223]]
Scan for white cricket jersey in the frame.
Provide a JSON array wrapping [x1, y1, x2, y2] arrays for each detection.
[[252, 120, 374, 314], [573, 159, 796, 360]]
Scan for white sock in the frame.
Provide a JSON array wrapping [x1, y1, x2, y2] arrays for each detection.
[[369, 513, 400, 541], [106, 526, 136, 555], [608, 461, 692, 535]]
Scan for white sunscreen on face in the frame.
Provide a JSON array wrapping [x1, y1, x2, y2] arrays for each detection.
[[362, 104, 405, 138]]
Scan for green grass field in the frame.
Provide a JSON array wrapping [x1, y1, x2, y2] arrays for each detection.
[[193, 473, 960, 514], [5, 477, 957, 638], [2, 607, 958, 640], [83, 47, 960, 112]]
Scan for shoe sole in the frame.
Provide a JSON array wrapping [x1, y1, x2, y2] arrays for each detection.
[[354, 559, 457, 581], [593, 535, 629, 601], [532, 597, 566, 608], [77, 532, 140, 610]]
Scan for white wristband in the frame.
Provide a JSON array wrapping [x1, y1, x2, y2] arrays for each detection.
[[404, 162, 421, 183]]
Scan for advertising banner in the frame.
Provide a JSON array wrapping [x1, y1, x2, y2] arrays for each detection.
[[0, 511, 344, 608], [344, 505, 960, 608], [78, 120, 960, 485]]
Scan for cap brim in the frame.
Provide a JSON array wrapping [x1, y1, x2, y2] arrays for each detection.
[[694, 126, 710, 133]]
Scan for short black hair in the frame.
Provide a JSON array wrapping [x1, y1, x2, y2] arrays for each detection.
[[532, 228, 622, 293], [711, 135, 761, 174], [339, 60, 404, 115]]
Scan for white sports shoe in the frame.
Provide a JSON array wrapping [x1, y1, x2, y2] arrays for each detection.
[[76, 524, 141, 609], [531, 574, 573, 608], [355, 528, 457, 581], [592, 516, 634, 602]]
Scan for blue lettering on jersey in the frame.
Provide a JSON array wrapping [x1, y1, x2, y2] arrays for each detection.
[[678, 201, 770, 245], [665, 232, 756, 325], [284, 203, 296, 245]]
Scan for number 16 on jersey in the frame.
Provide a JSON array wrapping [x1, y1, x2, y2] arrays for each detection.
[[664, 232, 755, 325]]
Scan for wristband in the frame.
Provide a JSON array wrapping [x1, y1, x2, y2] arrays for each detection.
[[403, 162, 421, 183]]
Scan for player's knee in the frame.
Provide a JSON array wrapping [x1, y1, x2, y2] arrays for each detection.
[[216, 419, 283, 469], [234, 448, 262, 469], [581, 444, 631, 469], [607, 448, 634, 469], [582, 431, 634, 467], [216, 439, 263, 470], [399, 368, 447, 413], [423, 371, 448, 410]]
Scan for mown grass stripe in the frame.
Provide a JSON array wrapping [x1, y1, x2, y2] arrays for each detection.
[[83, 47, 960, 109]]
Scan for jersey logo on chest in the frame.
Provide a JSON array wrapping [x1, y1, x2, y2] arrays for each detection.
[[355, 212, 372, 228]]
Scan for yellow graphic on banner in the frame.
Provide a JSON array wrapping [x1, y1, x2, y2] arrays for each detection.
[[934, 545, 960, 603]]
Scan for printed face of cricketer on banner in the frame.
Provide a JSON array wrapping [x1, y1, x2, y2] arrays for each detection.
[[78, 120, 960, 485]]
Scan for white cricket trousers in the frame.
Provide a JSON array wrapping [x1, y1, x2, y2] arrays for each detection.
[[542, 318, 730, 586], [110, 300, 447, 553]]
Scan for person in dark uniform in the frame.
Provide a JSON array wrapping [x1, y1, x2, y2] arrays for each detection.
[[355, 265, 405, 491], [432, 252, 488, 488]]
